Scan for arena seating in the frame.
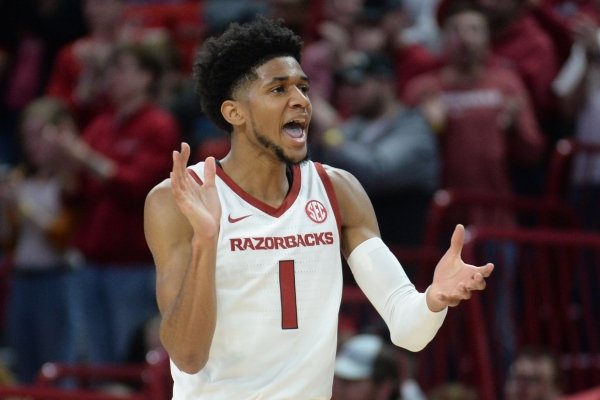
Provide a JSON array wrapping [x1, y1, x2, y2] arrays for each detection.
[[415, 226, 600, 398], [0, 348, 171, 400]]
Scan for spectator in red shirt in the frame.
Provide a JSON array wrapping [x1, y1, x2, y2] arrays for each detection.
[[403, 0, 546, 227], [48, 43, 180, 364], [46, 0, 169, 127], [46, 0, 124, 126], [476, 0, 562, 132], [476, 0, 564, 195], [404, 1, 546, 370]]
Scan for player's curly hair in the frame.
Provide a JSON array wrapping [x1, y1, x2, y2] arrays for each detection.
[[193, 16, 304, 133]]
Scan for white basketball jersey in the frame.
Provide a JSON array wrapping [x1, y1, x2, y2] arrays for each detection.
[[171, 161, 343, 399]]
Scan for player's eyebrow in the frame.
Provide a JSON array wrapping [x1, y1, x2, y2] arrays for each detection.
[[267, 75, 310, 84]]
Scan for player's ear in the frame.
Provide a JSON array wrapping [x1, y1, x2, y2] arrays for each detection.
[[221, 100, 245, 127]]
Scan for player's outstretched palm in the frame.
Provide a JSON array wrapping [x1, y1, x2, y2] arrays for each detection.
[[170, 142, 221, 239], [429, 224, 494, 310]]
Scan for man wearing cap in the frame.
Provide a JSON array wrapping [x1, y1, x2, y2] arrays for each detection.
[[333, 334, 427, 400], [333, 334, 401, 400], [315, 51, 439, 247]]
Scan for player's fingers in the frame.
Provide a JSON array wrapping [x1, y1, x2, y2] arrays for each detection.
[[449, 224, 465, 257], [480, 263, 494, 277], [170, 171, 182, 197], [204, 156, 216, 186], [470, 272, 486, 290], [172, 152, 189, 193], [172, 149, 182, 176], [460, 284, 472, 300], [171, 151, 180, 181], [177, 143, 190, 177], [180, 142, 191, 165]]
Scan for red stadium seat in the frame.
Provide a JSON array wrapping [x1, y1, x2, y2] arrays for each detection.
[[562, 385, 600, 400], [388, 187, 578, 290], [544, 139, 600, 232], [0, 254, 12, 332], [0, 348, 171, 400]]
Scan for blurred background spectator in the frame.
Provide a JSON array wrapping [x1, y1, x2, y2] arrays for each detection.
[[46, 0, 171, 128], [45, 42, 180, 365], [314, 51, 439, 247], [0, 0, 85, 166], [503, 346, 563, 400], [403, 0, 548, 372], [428, 382, 478, 400], [475, 0, 565, 196], [403, 0, 545, 227], [0, 97, 79, 384], [333, 333, 427, 400], [552, 3, 600, 230]]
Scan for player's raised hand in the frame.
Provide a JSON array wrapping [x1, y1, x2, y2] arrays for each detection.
[[170, 142, 221, 239], [427, 224, 494, 311]]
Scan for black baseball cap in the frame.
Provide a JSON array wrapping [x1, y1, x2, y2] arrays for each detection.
[[336, 52, 396, 85]]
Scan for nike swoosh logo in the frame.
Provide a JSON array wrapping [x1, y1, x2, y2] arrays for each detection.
[[228, 214, 252, 223]]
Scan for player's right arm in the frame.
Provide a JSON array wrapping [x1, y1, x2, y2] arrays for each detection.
[[144, 143, 221, 374]]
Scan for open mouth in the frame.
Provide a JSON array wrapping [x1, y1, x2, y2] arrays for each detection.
[[282, 119, 306, 139]]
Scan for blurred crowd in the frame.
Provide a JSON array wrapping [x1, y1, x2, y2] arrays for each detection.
[[0, 0, 599, 398]]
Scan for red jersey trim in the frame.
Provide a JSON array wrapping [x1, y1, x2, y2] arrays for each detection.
[[215, 164, 301, 218], [314, 162, 342, 237], [187, 168, 203, 185]]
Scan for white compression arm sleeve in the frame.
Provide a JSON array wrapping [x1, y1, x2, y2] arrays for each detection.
[[346, 237, 447, 351]]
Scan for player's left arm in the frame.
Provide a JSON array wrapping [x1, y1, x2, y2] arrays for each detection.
[[324, 165, 493, 351]]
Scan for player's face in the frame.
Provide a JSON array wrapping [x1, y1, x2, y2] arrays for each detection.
[[241, 56, 312, 165]]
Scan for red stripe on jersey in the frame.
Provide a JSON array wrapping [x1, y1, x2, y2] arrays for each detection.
[[279, 260, 298, 329], [215, 163, 301, 218], [187, 168, 203, 185], [314, 163, 342, 237]]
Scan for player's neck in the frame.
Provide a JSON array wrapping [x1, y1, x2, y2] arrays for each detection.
[[219, 149, 292, 208]]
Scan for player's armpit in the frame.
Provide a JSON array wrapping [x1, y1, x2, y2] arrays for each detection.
[[321, 165, 380, 257]]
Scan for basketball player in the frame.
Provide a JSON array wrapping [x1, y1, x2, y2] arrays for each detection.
[[144, 16, 494, 399]]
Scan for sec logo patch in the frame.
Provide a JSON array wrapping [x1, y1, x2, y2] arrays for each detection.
[[305, 200, 327, 223]]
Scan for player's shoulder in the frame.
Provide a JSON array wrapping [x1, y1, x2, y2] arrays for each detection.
[[315, 163, 376, 236], [145, 161, 205, 212], [145, 178, 174, 211], [144, 177, 193, 235], [315, 163, 368, 204], [317, 163, 361, 188], [148, 177, 172, 194]]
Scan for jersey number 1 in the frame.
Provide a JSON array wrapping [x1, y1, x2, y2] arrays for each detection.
[[279, 260, 298, 329]]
